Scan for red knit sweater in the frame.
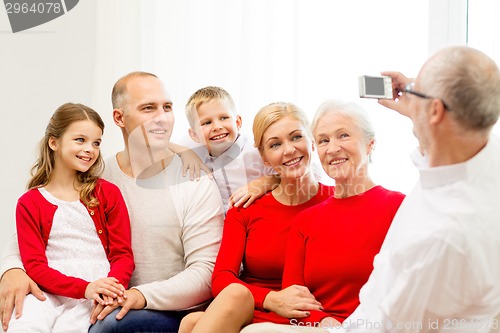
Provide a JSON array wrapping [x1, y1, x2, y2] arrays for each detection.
[[212, 183, 334, 323], [283, 186, 405, 325], [16, 178, 134, 299]]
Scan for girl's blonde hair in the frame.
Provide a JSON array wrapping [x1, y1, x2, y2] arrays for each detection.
[[29, 103, 105, 207]]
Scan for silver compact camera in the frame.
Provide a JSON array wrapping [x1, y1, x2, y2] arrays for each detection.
[[358, 75, 393, 99]]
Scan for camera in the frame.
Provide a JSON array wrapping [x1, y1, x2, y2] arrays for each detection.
[[358, 75, 393, 99]]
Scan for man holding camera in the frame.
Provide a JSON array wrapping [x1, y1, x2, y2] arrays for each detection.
[[241, 46, 500, 333]]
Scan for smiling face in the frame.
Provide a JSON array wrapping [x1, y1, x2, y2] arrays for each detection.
[[50, 119, 102, 174], [115, 75, 174, 152], [314, 112, 373, 183], [260, 116, 314, 181], [189, 99, 242, 157]]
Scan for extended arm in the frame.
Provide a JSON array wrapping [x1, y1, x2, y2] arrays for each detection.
[[229, 174, 280, 208]]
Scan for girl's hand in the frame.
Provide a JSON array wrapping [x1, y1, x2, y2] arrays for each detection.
[[85, 277, 125, 305]]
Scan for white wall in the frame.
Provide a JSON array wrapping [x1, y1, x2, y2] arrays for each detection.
[[0, 0, 146, 254], [0, 2, 99, 250]]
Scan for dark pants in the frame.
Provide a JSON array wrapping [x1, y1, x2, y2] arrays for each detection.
[[88, 308, 184, 333]]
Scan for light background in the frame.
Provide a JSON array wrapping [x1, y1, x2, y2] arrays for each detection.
[[1, 0, 499, 258]]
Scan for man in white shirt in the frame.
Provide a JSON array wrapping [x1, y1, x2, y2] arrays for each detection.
[[0, 72, 224, 333], [240, 46, 500, 333]]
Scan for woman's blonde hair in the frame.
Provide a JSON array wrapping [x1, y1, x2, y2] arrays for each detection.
[[253, 102, 311, 152], [29, 103, 105, 207]]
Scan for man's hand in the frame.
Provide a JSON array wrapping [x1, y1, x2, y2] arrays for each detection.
[[0, 268, 45, 331], [90, 288, 146, 324], [262, 285, 322, 319], [378, 71, 413, 117]]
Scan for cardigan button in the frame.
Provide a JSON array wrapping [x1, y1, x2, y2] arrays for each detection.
[[98, 230, 103, 234], [90, 211, 94, 215]]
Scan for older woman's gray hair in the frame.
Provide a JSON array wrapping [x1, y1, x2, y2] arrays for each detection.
[[311, 99, 376, 146]]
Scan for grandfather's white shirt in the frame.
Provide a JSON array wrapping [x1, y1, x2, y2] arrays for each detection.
[[344, 135, 500, 333]]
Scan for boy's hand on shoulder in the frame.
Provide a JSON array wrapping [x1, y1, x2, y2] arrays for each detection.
[[168, 142, 213, 181], [179, 148, 212, 181]]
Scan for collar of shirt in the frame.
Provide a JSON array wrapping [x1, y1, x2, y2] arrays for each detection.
[[415, 135, 497, 189], [204, 134, 246, 165]]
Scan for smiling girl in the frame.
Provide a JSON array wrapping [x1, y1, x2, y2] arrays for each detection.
[[9, 103, 134, 333]]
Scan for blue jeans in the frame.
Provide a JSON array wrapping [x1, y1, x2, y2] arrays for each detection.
[[88, 308, 184, 333]]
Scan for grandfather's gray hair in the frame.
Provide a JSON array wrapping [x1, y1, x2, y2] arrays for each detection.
[[419, 46, 500, 131]]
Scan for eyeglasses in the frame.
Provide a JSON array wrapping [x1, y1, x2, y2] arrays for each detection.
[[404, 82, 449, 110]]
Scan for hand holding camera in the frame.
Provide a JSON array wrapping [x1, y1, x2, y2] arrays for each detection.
[[359, 72, 413, 117]]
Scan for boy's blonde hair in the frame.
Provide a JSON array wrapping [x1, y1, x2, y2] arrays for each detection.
[[185, 86, 236, 128]]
